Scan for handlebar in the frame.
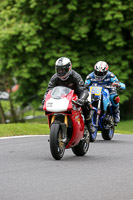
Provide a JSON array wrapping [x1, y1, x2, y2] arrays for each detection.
[[89, 84, 118, 90], [89, 81, 120, 90], [102, 85, 116, 89]]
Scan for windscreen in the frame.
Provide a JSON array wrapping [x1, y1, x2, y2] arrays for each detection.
[[51, 86, 72, 99]]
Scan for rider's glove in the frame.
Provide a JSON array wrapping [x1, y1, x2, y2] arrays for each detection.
[[75, 99, 84, 106], [42, 99, 45, 105], [112, 82, 121, 90]]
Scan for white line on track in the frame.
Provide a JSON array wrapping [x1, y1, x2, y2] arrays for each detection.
[[0, 133, 121, 140], [0, 135, 49, 140]]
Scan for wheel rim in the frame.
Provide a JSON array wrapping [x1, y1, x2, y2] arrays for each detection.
[[83, 133, 90, 152], [91, 112, 97, 140], [109, 128, 114, 138], [91, 128, 97, 139], [83, 141, 89, 152], [57, 130, 65, 154]]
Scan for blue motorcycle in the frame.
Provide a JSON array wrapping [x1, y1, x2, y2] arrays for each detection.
[[88, 84, 115, 142]]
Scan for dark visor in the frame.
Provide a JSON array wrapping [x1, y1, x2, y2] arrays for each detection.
[[95, 70, 107, 77], [56, 66, 69, 76]]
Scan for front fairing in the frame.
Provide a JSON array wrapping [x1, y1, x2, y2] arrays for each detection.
[[102, 88, 110, 112], [65, 109, 84, 149], [46, 98, 69, 112], [89, 86, 102, 100], [89, 86, 110, 112], [44, 86, 74, 112]]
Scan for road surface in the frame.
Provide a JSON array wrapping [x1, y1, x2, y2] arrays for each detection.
[[0, 134, 133, 200]]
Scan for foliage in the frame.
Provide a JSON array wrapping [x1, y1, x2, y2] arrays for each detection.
[[0, 0, 133, 111]]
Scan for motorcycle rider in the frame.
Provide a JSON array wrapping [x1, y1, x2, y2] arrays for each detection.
[[85, 61, 126, 125], [42, 57, 95, 134]]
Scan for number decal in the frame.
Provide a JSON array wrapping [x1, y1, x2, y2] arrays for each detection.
[[90, 87, 102, 96]]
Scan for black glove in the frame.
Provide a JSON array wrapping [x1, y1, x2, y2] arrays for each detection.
[[42, 99, 45, 105], [74, 99, 85, 106], [86, 101, 94, 110]]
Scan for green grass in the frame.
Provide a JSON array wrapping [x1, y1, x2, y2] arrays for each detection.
[[115, 120, 133, 134], [25, 117, 48, 124], [0, 123, 49, 137], [0, 119, 132, 138]]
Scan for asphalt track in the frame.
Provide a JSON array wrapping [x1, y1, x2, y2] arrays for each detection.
[[0, 134, 133, 200]]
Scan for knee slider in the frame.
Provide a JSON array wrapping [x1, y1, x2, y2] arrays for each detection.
[[113, 95, 120, 104]]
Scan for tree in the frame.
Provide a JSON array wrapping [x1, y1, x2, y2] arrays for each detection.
[[0, 0, 132, 119], [0, 101, 6, 123], [0, 75, 18, 122]]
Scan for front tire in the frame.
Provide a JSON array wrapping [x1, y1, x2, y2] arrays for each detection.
[[90, 112, 97, 142], [50, 123, 65, 160], [90, 128, 97, 142], [101, 127, 114, 140]]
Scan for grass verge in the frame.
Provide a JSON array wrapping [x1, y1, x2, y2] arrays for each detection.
[[115, 120, 133, 134], [0, 119, 132, 138], [0, 123, 49, 137]]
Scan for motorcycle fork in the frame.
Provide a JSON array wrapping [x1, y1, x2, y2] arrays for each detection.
[[60, 115, 68, 143], [64, 115, 68, 127], [96, 97, 101, 127], [51, 115, 55, 124], [50, 114, 68, 126], [50, 114, 68, 142]]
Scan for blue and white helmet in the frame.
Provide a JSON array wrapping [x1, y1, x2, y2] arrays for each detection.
[[55, 57, 72, 80], [94, 61, 109, 80]]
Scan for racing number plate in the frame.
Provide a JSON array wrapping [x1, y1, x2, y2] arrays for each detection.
[[89, 86, 102, 96]]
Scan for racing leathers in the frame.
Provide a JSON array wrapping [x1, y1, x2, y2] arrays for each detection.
[[85, 71, 126, 125], [43, 69, 95, 133]]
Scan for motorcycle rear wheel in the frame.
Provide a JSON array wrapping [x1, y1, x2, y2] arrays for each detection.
[[50, 123, 65, 160], [72, 129, 90, 156]]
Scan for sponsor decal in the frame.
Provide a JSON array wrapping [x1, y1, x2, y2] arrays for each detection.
[[47, 102, 53, 107], [75, 115, 79, 119]]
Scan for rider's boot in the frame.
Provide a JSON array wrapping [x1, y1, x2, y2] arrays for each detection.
[[82, 104, 95, 134], [112, 106, 120, 125], [86, 109, 94, 121], [85, 119, 95, 134]]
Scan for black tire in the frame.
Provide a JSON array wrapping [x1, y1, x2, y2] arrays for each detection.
[[72, 129, 90, 156], [101, 127, 114, 140], [50, 123, 65, 160], [90, 111, 98, 142], [90, 128, 97, 142]]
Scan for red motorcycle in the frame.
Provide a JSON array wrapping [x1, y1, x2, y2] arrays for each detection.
[[43, 86, 90, 160]]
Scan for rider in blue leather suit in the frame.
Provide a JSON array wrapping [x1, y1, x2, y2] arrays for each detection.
[[85, 61, 126, 125]]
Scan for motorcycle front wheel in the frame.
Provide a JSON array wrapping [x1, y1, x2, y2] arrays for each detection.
[[90, 129, 97, 142], [101, 127, 114, 140], [90, 111, 98, 142], [50, 123, 65, 160]]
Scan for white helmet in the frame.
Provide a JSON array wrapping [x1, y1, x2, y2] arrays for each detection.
[[55, 57, 72, 80], [94, 61, 109, 80]]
